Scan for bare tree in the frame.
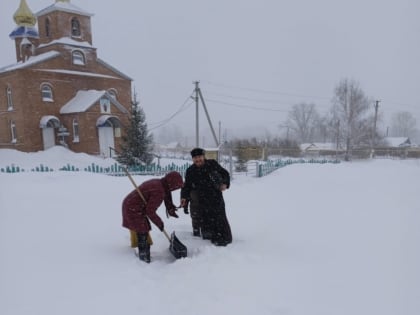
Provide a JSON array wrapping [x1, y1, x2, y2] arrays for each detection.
[[312, 115, 330, 143], [390, 111, 417, 138], [287, 102, 320, 143], [330, 78, 372, 159]]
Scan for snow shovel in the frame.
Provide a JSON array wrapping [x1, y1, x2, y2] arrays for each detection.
[[124, 167, 188, 259], [162, 230, 187, 259]]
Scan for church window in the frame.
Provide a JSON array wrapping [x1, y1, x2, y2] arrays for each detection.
[[41, 84, 53, 102], [45, 18, 51, 37], [71, 18, 81, 37], [100, 97, 111, 113], [72, 119, 80, 143], [72, 51, 85, 65], [7, 86, 13, 110], [11, 120, 17, 143]]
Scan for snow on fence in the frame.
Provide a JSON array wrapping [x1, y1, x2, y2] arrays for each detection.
[[0, 162, 190, 177], [0, 159, 340, 177], [256, 158, 340, 177]]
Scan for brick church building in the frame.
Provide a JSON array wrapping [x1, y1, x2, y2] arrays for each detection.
[[0, 0, 132, 156]]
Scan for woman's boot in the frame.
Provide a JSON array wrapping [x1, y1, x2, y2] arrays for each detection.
[[137, 233, 151, 263]]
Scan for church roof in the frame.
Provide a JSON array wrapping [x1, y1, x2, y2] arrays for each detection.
[[97, 58, 133, 81], [37, 37, 94, 49], [36, 1, 93, 17], [35, 69, 122, 80], [0, 51, 60, 74], [10, 0, 39, 39], [13, 0, 36, 26], [60, 90, 128, 114], [9, 25, 39, 39]]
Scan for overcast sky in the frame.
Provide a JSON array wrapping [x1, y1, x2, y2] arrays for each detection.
[[1, 0, 419, 145]]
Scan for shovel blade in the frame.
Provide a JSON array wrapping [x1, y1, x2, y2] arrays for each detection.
[[169, 231, 187, 259]]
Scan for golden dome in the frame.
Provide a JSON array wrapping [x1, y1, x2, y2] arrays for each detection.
[[13, 0, 36, 27]]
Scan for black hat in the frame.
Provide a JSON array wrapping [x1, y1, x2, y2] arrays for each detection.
[[190, 147, 205, 157]]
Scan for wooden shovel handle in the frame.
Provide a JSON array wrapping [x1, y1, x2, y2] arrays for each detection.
[[124, 167, 171, 243]]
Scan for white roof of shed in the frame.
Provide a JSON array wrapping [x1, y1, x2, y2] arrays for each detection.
[[60, 90, 128, 114]]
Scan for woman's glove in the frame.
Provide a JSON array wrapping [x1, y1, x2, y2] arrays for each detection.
[[166, 207, 179, 218]]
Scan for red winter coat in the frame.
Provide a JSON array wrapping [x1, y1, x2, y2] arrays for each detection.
[[122, 171, 183, 233]]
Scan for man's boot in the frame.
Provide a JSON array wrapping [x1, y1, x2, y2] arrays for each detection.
[[211, 233, 228, 246], [192, 225, 201, 237], [137, 233, 151, 263], [201, 229, 213, 240]]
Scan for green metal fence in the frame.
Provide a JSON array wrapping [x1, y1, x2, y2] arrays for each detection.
[[1, 162, 190, 177], [257, 158, 340, 177], [1, 159, 339, 177]]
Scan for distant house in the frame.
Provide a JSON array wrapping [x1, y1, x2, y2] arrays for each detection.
[[300, 142, 340, 156], [0, 0, 133, 156], [383, 137, 411, 148], [373, 137, 413, 158]]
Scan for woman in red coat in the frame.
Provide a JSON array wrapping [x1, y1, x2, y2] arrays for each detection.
[[122, 171, 183, 263]]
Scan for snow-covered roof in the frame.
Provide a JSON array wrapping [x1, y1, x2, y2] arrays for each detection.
[[300, 142, 336, 151], [37, 37, 94, 49], [162, 142, 182, 149], [60, 90, 128, 114], [9, 25, 39, 39], [0, 51, 60, 74], [97, 58, 132, 81], [384, 137, 411, 147], [35, 69, 121, 79], [36, 2, 93, 17]]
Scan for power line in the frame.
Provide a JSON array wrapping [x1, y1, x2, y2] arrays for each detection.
[[204, 98, 290, 112], [203, 80, 420, 115], [205, 91, 305, 105], [149, 93, 194, 131], [202, 80, 332, 101]]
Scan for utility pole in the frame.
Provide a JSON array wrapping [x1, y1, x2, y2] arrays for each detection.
[[373, 100, 380, 143], [194, 81, 200, 147], [370, 100, 380, 158], [193, 81, 219, 148], [336, 120, 340, 160]]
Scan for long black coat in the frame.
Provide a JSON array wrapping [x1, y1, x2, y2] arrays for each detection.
[[181, 159, 232, 243], [181, 159, 230, 204]]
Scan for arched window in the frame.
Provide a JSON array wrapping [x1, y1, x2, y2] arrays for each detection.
[[72, 119, 80, 142], [45, 18, 51, 37], [72, 51, 85, 65], [41, 84, 53, 101], [7, 86, 13, 110], [71, 18, 81, 37], [10, 120, 17, 143]]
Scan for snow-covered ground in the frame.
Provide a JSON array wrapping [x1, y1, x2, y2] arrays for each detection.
[[0, 147, 419, 315]]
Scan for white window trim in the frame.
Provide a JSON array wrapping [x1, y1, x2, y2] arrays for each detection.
[[100, 97, 111, 114], [11, 121, 17, 143], [72, 119, 80, 143], [41, 84, 54, 102], [72, 50, 85, 65], [7, 86, 13, 110]]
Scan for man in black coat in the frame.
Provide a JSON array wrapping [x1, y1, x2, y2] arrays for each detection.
[[181, 148, 232, 246]]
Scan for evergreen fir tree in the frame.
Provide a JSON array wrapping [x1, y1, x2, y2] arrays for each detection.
[[117, 92, 154, 166]]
